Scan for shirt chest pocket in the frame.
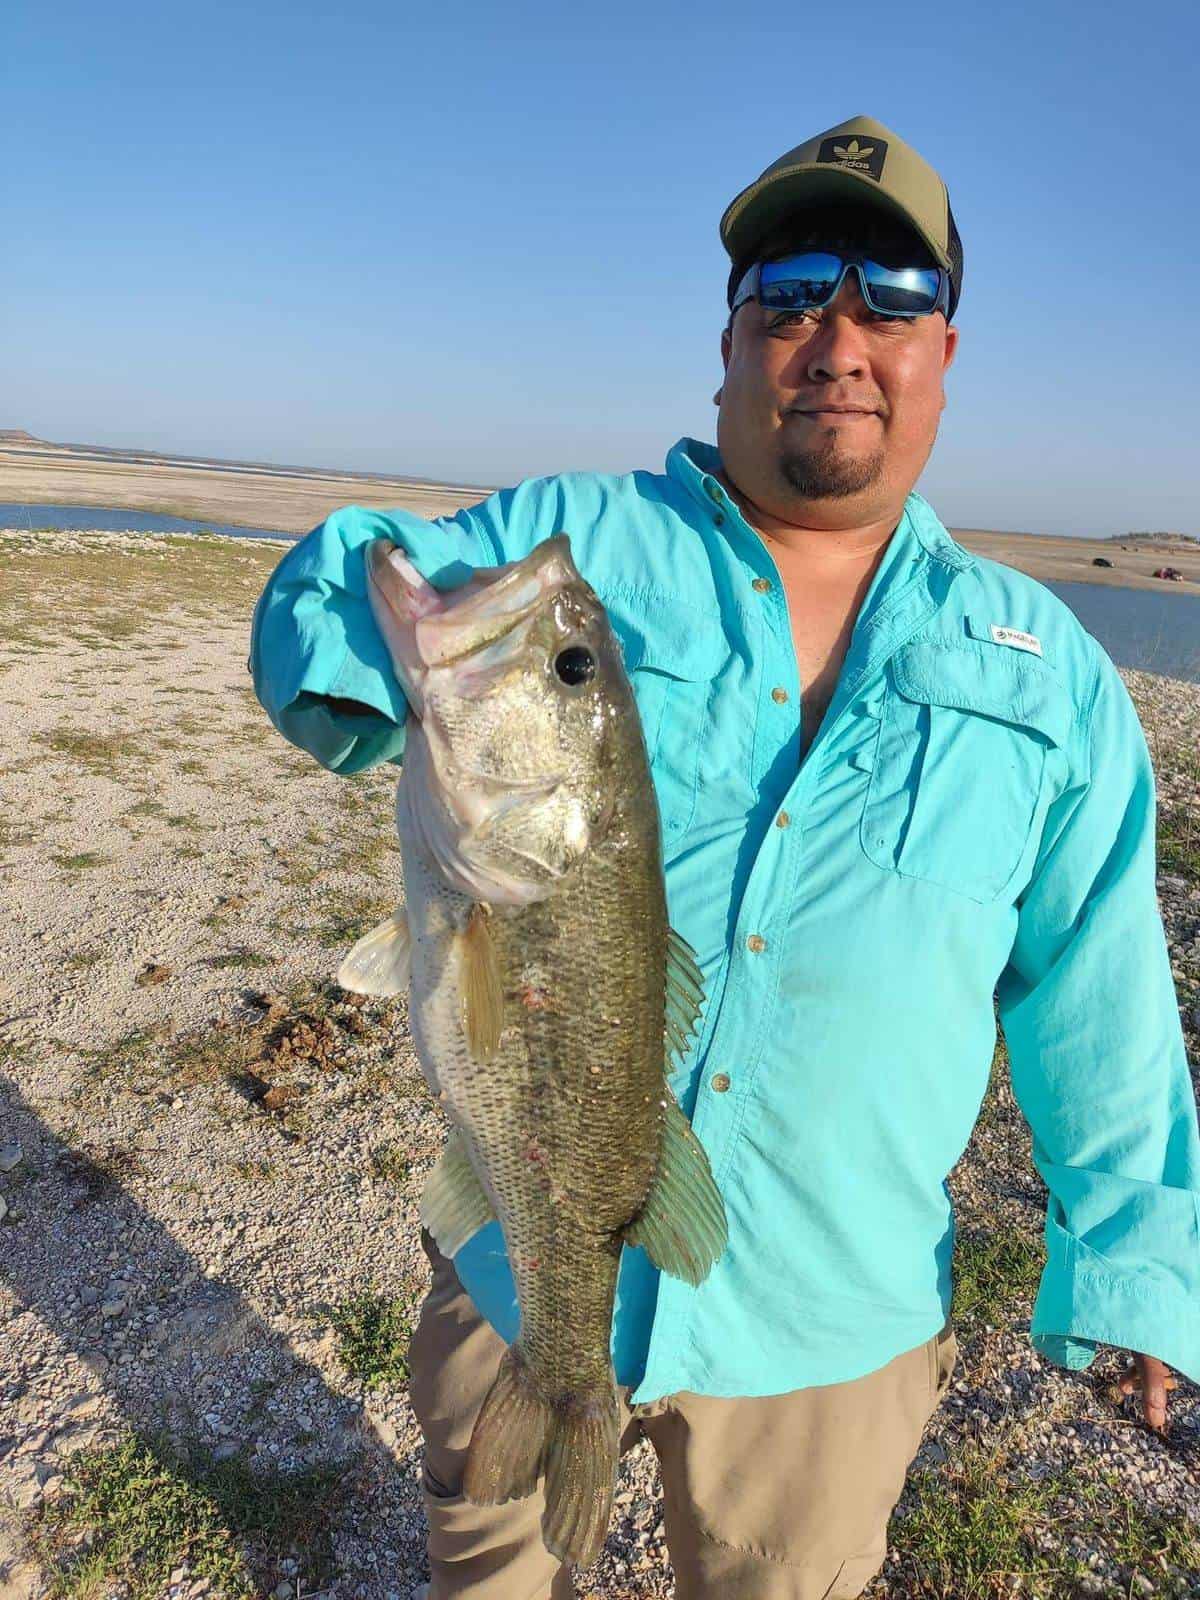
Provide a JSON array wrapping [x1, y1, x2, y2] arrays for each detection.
[[860, 641, 1073, 905], [604, 595, 730, 845]]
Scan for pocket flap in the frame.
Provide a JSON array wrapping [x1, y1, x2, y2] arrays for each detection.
[[890, 641, 1073, 748], [606, 600, 731, 680]]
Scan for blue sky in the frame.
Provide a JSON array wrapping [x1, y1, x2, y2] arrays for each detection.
[[6, 0, 1198, 538]]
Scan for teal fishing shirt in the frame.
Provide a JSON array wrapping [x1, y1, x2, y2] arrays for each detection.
[[249, 437, 1200, 1402]]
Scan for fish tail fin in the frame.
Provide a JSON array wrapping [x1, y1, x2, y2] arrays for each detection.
[[463, 1344, 618, 1568], [540, 1386, 620, 1568]]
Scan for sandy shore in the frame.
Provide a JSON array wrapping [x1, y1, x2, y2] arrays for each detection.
[[3, 435, 1198, 595], [1, 528, 1197, 1599]]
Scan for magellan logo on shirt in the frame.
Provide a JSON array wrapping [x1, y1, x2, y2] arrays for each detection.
[[990, 624, 1043, 657], [817, 135, 888, 182]]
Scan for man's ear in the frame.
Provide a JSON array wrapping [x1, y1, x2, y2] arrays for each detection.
[[942, 322, 959, 373]]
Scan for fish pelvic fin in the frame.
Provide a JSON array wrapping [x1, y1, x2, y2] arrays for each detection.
[[420, 1130, 496, 1256], [336, 909, 412, 997], [458, 904, 504, 1059], [623, 1092, 728, 1287], [665, 925, 705, 1067], [463, 1344, 619, 1570]]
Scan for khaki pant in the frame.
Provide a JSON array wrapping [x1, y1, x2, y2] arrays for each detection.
[[409, 1230, 958, 1600]]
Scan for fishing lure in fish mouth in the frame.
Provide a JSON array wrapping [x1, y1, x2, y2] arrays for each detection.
[[339, 531, 728, 1569]]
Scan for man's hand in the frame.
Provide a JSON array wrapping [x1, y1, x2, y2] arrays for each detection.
[[1107, 1351, 1179, 1434]]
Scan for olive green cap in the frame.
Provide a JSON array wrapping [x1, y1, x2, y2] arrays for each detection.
[[720, 115, 961, 313]]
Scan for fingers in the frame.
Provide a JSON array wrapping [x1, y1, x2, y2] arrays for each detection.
[[1108, 1360, 1179, 1433]]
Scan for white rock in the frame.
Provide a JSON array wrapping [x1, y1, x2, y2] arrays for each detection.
[[0, 1144, 23, 1172]]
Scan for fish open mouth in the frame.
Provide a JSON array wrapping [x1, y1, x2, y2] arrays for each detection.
[[365, 534, 586, 712]]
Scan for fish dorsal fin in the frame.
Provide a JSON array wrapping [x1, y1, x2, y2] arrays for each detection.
[[421, 1129, 496, 1256], [336, 910, 412, 996], [665, 925, 704, 1067], [458, 905, 504, 1060], [623, 1091, 728, 1286]]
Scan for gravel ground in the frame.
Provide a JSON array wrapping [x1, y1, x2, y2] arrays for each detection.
[[1, 530, 1197, 1600]]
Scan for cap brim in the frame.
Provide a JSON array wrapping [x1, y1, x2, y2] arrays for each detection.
[[721, 164, 951, 272]]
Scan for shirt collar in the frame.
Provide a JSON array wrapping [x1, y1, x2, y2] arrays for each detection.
[[665, 436, 976, 577]]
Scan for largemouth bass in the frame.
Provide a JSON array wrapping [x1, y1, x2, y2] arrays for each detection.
[[337, 534, 728, 1567]]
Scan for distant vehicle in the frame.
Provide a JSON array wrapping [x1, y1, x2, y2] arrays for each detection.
[[1152, 566, 1184, 581], [1092, 557, 1113, 567]]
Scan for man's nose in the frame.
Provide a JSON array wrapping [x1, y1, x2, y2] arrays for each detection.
[[805, 275, 869, 382]]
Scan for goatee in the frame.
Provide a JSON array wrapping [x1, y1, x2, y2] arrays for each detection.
[[780, 436, 884, 500]]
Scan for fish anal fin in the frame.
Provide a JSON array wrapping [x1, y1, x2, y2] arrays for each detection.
[[623, 1093, 728, 1286], [420, 1129, 496, 1256], [458, 904, 504, 1059], [464, 1343, 618, 1569], [336, 910, 412, 997]]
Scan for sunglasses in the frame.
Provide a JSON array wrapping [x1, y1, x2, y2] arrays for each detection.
[[732, 251, 950, 319]]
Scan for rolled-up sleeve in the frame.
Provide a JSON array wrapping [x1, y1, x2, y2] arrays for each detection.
[[248, 499, 506, 774], [995, 646, 1200, 1383]]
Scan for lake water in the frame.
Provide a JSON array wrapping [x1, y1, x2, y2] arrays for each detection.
[[0, 501, 289, 542], [4, 503, 1198, 684], [1044, 581, 1199, 685]]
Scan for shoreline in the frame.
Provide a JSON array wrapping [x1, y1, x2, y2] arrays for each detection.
[[3, 437, 1198, 596]]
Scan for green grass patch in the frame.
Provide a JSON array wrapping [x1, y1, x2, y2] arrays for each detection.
[[33, 730, 129, 779], [204, 948, 275, 971], [369, 1141, 411, 1185], [230, 1157, 277, 1182], [893, 1433, 1200, 1598], [28, 1429, 350, 1600], [1158, 803, 1199, 885], [304, 890, 394, 950], [951, 1227, 1043, 1328], [52, 852, 109, 871], [76, 1028, 162, 1085], [327, 1292, 414, 1390]]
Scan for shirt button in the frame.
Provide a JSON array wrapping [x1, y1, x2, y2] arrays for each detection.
[[775, 811, 791, 828], [752, 577, 771, 594], [714, 512, 726, 526], [711, 1072, 731, 1093], [771, 686, 789, 704], [746, 933, 766, 953], [706, 480, 723, 503]]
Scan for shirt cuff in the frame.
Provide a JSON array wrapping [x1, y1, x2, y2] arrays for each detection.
[[1031, 1174, 1200, 1383], [280, 692, 407, 774]]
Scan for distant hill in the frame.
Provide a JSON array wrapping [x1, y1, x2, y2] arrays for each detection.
[[1106, 531, 1200, 545], [0, 429, 40, 443]]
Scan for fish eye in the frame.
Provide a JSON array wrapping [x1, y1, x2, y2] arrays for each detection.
[[553, 645, 597, 686]]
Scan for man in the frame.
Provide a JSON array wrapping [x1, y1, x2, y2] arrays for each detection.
[[250, 116, 1200, 1599]]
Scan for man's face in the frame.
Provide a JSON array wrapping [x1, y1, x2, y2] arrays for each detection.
[[716, 208, 959, 528]]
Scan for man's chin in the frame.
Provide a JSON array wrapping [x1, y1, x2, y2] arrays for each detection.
[[779, 444, 884, 501]]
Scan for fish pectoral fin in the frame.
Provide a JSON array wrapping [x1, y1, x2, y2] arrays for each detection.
[[623, 1093, 728, 1287], [336, 910, 412, 997], [664, 925, 705, 1067], [420, 1130, 496, 1256], [458, 905, 504, 1059]]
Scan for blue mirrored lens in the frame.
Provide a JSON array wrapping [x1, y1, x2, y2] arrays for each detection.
[[859, 262, 943, 314], [758, 253, 844, 309]]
